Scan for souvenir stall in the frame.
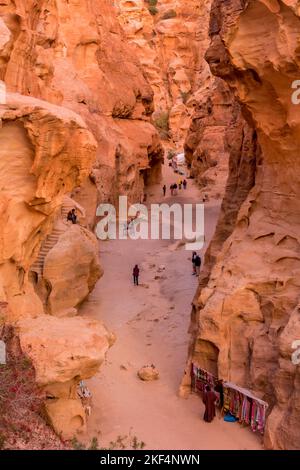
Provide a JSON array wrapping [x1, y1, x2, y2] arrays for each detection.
[[222, 381, 268, 434], [191, 363, 269, 434], [191, 363, 218, 393]]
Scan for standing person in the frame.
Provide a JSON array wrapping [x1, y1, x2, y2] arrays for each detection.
[[163, 184, 166, 196], [133, 265, 140, 286], [67, 208, 77, 224], [202, 385, 217, 423], [214, 380, 224, 411], [173, 183, 178, 195], [183, 179, 187, 190], [179, 180, 182, 190], [192, 251, 197, 275], [195, 254, 201, 276], [170, 184, 174, 196]]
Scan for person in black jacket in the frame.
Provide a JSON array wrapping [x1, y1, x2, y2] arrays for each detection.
[[133, 265, 140, 286], [67, 208, 77, 224], [195, 254, 201, 276], [192, 251, 197, 275]]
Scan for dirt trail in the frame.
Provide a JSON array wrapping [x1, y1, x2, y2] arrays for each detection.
[[80, 162, 262, 450]]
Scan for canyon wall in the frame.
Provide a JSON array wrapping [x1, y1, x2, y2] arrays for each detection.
[[0, 0, 162, 441], [1, 0, 163, 218], [116, 0, 207, 147], [183, 0, 300, 450]]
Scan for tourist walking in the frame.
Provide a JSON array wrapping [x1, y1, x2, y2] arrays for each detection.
[[202, 385, 217, 423], [170, 184, 174, 196], [163, 184, 166, 196], [195, 254, 201, 276], [173, 183, 178, 195], [67, 208, 77, 224], [133, 265, 140, 286], [192, 251, 197, 275], [183, 179, 187, 190]]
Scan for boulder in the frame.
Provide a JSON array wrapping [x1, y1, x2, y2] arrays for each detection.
[[138, 365, 159, 381], [43, 225, 103, 316]]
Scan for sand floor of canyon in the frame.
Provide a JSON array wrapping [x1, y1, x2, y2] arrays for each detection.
[[80, 162, 262, 450]]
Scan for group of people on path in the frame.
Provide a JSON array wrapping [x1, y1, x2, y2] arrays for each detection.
[[163, 178, 187, 197]]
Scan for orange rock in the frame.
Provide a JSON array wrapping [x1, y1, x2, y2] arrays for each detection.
[[184, 0, 300, 450]]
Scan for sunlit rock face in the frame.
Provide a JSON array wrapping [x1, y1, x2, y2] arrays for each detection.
[[116, 0, 211, 148], [0, 0, 163, 216], [182, 0, 300, 450], [0, 0, 164, 439]]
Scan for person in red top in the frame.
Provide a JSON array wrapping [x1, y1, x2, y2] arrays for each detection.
[[202, 385, 217, 423], [133, 265, 140, 286]]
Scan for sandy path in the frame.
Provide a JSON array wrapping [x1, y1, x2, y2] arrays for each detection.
[[80, 162, 262, 450]]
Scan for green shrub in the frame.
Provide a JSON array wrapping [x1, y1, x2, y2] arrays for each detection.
[[88, 437, 99, 450], [154, 111, 169, 132], [161, 9, 177, 20], [181, 91, 191, 104], [167, 150, 176, 160], [149, 5, 158, 15], [145, 0, 158, 15]]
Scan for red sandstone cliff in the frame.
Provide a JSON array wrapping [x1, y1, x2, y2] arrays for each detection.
[[182, 0, 300, 450], [0, 0, 162, 442]]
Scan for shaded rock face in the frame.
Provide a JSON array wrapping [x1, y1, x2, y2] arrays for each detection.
[[0, 0, 163, 217], [0, 93, 97, 321], [184, 78, 233, 199], [0, 0, 163, 439], [0, 92, 112, 439], [116, 0, 208, 147], [183, 0, 300, 450]]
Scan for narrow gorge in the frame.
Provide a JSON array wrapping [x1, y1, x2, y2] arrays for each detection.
[[0, 0, 299, 452]]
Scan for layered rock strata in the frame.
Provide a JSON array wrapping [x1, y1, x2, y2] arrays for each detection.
[[182, 0, 300, 450]]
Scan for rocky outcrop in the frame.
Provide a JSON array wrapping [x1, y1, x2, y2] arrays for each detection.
[[43, 225, 103, 317], [183, 0, 300, 450], [1, 0, 163, 217], [138, 365, 160, 381], [184, 78, 233, 199], [0, 0, 164, 441], [116, 0, 206, 147], [17, 315, 114, 439], [0, 92, 96, 321], [0, 92, 112, 439]]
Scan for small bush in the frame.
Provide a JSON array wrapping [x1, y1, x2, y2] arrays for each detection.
[[71, 437, 86, 450], [145, 0, 158, 15], [148, 6, 158, 15], [154, 111, 169, 132], [181, 91, 191, 104], [167, 150, 176, 160], [88, 437, 99, 451], [108, 433, 146, 450], [161, 9, 177, 20]]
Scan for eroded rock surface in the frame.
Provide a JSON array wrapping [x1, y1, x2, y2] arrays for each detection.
[[183, 0, 300, 450]]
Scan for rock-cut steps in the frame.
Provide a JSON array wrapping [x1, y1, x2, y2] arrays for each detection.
[[30, 197, 77, 276], [30, 227, 66, 276]]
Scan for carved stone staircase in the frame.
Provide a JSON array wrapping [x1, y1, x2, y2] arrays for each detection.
[[30, 196, 76, 276], [30, 227, 66, 276]]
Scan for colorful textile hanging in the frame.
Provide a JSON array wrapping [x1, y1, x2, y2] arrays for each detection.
[[191, 364, 269, 435], [222, 381, 268, 434], [191, 363, 218, 393]]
